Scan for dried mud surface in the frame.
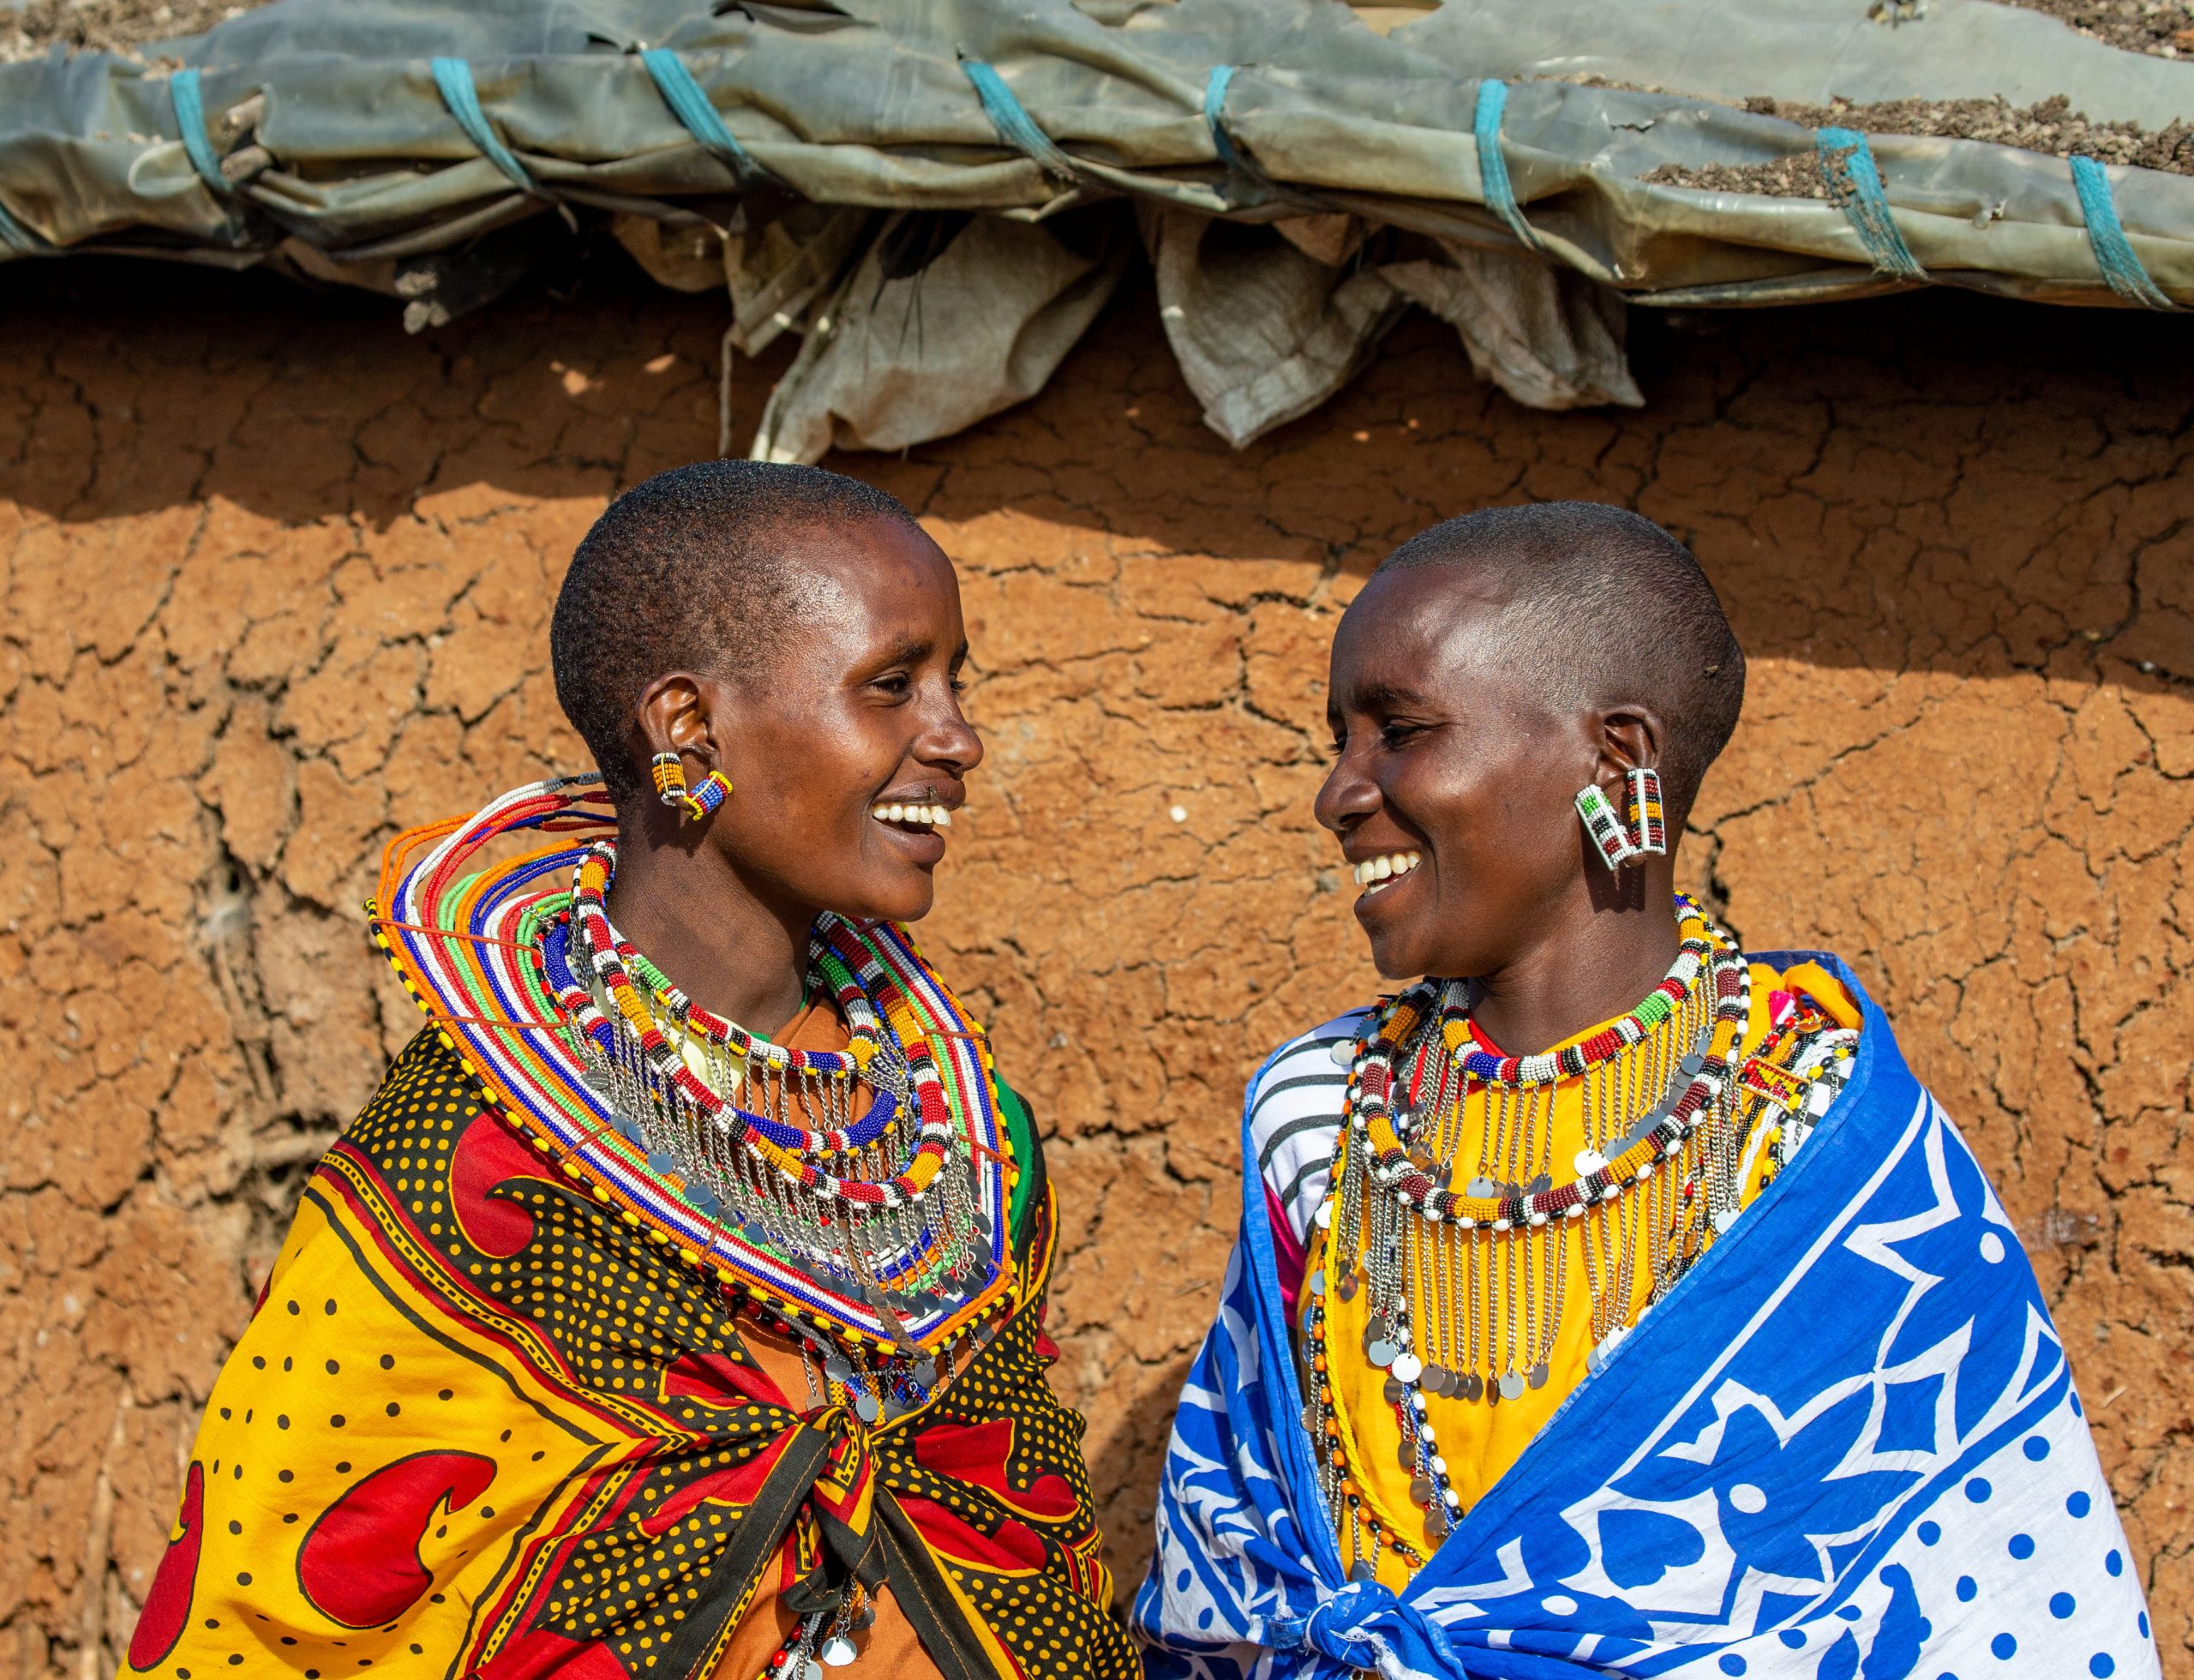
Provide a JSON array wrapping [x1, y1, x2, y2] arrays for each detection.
[[1996, 0, 2194, 58], [0, 0, 273, 65], [1645, 93, 2194, 196], [2, 263, 2191, 1676]]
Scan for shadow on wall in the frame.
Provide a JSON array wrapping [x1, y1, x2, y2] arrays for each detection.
[[5, 253, 2193, 695]]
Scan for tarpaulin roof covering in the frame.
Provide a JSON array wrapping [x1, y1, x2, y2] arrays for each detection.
[[4, 0, 2187, 456]]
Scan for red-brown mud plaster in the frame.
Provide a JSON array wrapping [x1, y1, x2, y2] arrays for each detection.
[[1, 267, 2189, 1676]]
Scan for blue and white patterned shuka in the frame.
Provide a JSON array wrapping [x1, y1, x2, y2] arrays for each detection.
[[1134, 954, 2159, 1680]]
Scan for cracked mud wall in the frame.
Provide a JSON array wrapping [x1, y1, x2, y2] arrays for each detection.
[[3, 260, 2190, 1678]]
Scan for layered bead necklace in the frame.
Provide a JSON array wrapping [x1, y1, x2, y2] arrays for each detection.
[[1303, 898, 1782, 1575], [551, 841, 992, 1341]]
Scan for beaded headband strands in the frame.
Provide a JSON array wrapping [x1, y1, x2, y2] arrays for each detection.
[[366, 776, 1016, 1355]]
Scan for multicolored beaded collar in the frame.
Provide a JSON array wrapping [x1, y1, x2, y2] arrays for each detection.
[[366, 776, 1016, 1356], [1340, 899, 1750, 1233]]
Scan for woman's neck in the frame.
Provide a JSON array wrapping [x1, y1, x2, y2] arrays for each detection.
[[602, 820, 812, 1037], [1465, 869, 1685, 1057]]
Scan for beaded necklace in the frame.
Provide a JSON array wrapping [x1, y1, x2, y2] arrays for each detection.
[[1303, 899, 1855, 1577], [554, 839, 988, 1333]]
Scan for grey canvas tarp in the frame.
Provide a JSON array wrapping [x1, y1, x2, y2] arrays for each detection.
[[3, 0, 2187, 458]]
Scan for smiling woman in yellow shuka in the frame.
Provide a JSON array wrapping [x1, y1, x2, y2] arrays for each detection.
[[122, 462, 1137, 1680]]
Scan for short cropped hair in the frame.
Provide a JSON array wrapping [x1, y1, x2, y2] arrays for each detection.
[[550, 460, 921, 806], [1376, 501, 1745, 820]]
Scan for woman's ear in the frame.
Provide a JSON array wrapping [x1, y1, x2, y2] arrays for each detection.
[[630, 671, 728, 787], [1593, 703, 1664, 794]]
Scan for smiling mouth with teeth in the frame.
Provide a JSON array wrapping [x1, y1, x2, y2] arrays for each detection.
[[871, 801, 954, 831], [1351, 849, 1421, 894]]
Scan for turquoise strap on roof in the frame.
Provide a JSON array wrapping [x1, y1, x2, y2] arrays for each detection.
[[961, 59, 1077, 179], [430, 57, 538, 195], [1472, 80, 1542, 253], [1203, 63, 1272, 207], [170, 69, 231, 197], [2069, 154, 2172, 310], [1814, 126, 1926, 281], [1204, 64, 1247, 173], [639, 47, 765, 185]]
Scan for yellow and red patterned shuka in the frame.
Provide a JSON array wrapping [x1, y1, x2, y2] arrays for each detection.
[[123, 780, 1137, 1680]]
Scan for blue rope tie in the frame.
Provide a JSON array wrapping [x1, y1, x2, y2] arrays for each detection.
[[961, 59, 1077, 180], [640, 48, 767, 186], [1814, 126, 1926, 281], [2069, 154, 2172, 310], [170, 69, 231, 197], [1472, 80, 1541, 253], [1203, 64, 1273, 207], [430, 57, 538, 195], [1204, 64, 1248, 173]]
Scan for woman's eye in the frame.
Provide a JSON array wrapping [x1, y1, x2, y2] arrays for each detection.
[[1380, 720, 1418, 748]]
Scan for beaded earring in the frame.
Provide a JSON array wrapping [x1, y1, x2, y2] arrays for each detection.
[[650, 753, 733, 824], [680, 770, 733, 823], [1575, 783, 1640, 871], [650, 752, 690, 812], [1627, 766, 1667, 856]]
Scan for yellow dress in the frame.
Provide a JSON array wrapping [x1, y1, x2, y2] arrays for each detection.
[[1304, 957, 1860, 1587]]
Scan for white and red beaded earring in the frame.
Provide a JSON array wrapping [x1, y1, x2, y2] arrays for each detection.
[[1627, 766, 1667, 857], [1575, 782, 1640, 871]]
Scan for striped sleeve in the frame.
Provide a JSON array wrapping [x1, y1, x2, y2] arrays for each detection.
[[1245, 1009, 1368, 1248]]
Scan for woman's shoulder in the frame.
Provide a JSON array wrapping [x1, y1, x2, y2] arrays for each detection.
[[1245, 1006, 1375, 1244]]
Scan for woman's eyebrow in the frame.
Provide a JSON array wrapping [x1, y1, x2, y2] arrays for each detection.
[[1357, 681, 1436, 712]]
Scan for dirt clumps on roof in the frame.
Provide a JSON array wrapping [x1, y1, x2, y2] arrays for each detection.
[[1643, 92, 2194, 195], [1992, 0, 2194, 59], [2, 0, 274, 66]]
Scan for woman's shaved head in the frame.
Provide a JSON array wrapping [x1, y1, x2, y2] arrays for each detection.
[[1318, 500, 1743, 996], [1376, 502, 1743, 823]]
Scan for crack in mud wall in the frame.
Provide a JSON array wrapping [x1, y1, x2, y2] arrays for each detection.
[[2, 265, 2189, 1677]]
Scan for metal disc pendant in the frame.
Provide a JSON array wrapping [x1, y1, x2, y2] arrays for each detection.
[[1498, 1371, 1526, 1401], [1425, 1505, 1451, 1543], [1366, 1339, 1398, 1369], [1308, 1269, 1327, 1298], [1409, 1475, 1436, 1505], [1460, 1371, 1484, 1401], [798, 1657, 824, 1680], [1423, 1364, 1453, 1396], [1383, 1376, 1407, 1404], [1363, 1314, 1391, 1349], [824, 1353, 854, 1383], [1528, 1362, 1550, 1390], [1396, 1441, 1418, 1470], [1301, 1401, 1319, 1435], [854, 1393, 882, 1423], [1390, 1353, 1424, 1385], [1465, 1175, 1498, 1200], [819, 1635, 858, 1668], [1713, 1207, 1740, 1235], [1348, 1559, 1378, 1584], [1335, 1269, 1360, 1302], [913, 1359, 938, 1387], [1527, 1173, 1552, 1197]]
